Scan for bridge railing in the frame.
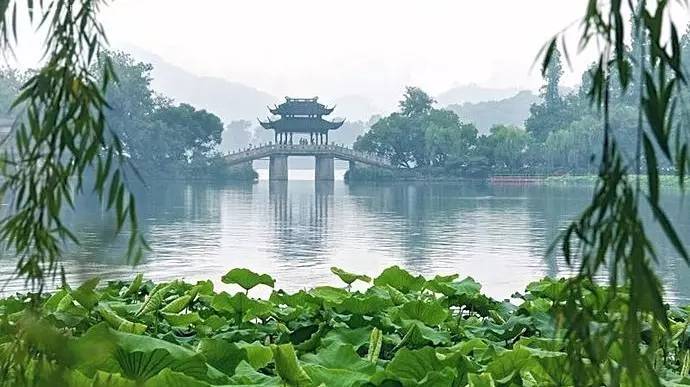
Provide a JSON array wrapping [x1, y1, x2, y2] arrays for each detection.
[[225, 143, 391, 166]]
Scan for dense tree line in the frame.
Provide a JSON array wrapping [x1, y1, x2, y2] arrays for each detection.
[[97, 51, 256, 179], [354, 25, 688, 178], [353, 87, 535, 177], [1, 52, 256, 180], [353, 87, 482, 174]]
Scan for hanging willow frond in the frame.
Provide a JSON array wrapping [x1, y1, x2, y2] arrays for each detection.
[[542, 0, 690, 384], [0, 0, 147, 292]]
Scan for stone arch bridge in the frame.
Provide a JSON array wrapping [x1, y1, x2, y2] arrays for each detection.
[[224, 143, 393, 180]]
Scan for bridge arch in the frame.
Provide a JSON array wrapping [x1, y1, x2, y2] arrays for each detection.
[[224, 143, 393, 180]]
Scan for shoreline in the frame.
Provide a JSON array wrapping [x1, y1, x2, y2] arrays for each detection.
[[344, 171, 690, 187]]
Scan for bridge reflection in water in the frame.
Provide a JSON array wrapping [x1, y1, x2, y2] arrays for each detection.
[[225, 144, 392, 181], [268, 179, 335, 262], [269, 180, 334, 224]]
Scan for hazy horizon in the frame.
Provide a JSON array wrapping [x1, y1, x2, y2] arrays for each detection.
[[7, 1, 689, 120], [7, 0, 605, 113], [101, 0, 592, 111]]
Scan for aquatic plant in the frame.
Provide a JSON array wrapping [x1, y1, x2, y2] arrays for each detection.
[[2, 266, 690, 386]]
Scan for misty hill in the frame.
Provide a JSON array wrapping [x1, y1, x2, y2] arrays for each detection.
[[127, 48, 277, 122], [331, 95, 381, 122], [446, 90, 539, 133], [436, 84, 522, 106]]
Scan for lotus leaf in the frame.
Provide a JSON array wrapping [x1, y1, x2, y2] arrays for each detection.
[[222, 268, 275, 291]]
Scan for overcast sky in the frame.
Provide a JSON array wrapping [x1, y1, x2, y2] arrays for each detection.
[[95, 1, 598, 100], [12, 1, 688, 108]]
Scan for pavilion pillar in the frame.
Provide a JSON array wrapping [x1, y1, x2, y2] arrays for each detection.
[[269, 154, 288, 181], [326, 132, 329, 145], [290, 132, 293, 145], [315, 155, 334, 181]]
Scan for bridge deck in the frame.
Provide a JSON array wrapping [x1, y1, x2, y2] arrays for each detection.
[[224, 144, 393, 169]]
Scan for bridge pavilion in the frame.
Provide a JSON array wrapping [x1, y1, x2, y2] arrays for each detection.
[[259, 97, 344, 146], [222, 98, 391, 181]]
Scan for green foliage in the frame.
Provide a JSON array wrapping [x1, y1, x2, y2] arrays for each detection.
[[351, 75, 644, 179], [399, 86, 435, 117], [3, 267, 690, 385], [221, 268, 276, 292], [354, 88, 479, 170], [373, 265, 426, 293], [483, 125, 532, 172], [538, 1, 690, 385], [8, 267, 690, 386], [330, 267, 371, 286], [543, 115, 602, 172], [352, 24, 690, 181], [0, 0, 147, 289], [97, 51, 233, 179], [272, 344, 312, 386], [1, 2, 689, 387], [527, 47, 571, 142]]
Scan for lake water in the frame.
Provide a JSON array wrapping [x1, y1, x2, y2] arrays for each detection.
[[2, 169, 690, 303]]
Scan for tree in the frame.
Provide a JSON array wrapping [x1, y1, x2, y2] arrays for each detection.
[[485, 125, 531, 171], [222, 120, 252, 152], [355, 88, 434, 168], [355, 112, 422, 168], [399, 86, 435, 117], [98, 51, 225, 177], [355, 88, 477, 169], [97, 51, 157, 159], [540, 2, 690, 384], [543, 116, 601, 171], [0, 1, 146, 288], [152, 103, 223, 163], [543, 47, 562, 106], [424, 110, 478, 167], [525, 47, 573, 142], [1, 2, 690, 385]]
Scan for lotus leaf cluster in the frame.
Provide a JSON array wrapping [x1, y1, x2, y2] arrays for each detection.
[[1, 266, 690, 386]]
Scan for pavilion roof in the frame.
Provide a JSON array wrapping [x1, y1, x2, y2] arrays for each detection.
[[269, 97, 335, 117], [259, 116, 345, 133]]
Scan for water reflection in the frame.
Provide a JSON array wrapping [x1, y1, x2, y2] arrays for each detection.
[[0, 178, 689, 303]]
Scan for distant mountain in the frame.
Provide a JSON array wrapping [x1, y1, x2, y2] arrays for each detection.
[[127, 48, 277, 122], [446, 90, 539, 134], [436, 84, 523, 106]]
